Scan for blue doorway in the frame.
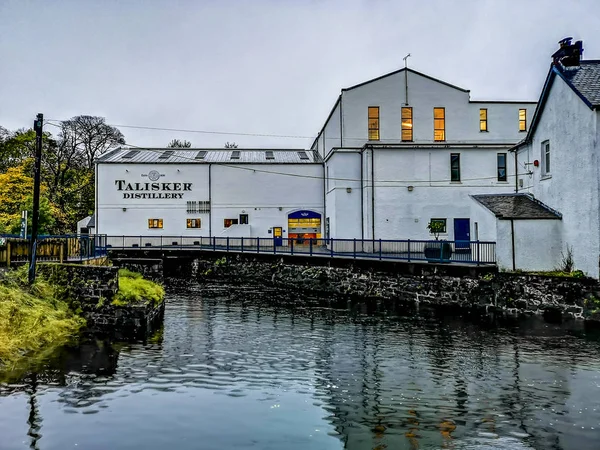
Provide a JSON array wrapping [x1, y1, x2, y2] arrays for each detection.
[[454, 218, 470, 250]]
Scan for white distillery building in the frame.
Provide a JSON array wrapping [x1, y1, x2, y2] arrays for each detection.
[[472, 38, 600, 277], [311, 67, 536, 243], [95, 148, 324, 243]]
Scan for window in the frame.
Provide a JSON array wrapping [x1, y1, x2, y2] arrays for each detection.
[[368, 106, 380, 141], [158, 150, 174, 160], [401, 107, 413, 141], [195, 150, 207, 160], [122, 150, 140, 159], [265, 150, 275, 160], [429, 218, 447, 234], [497, 153, 507, 181], [186, 218, 201, 228], [224, 218, 239, 228], [434, 107, 445, 141], [239, 214, 249, 225], [230, 150, 241, 160], [297, 151, 310, 160], [519, 109, 527, 131], [450, 153, 460, 182], [148, 219, 163, 229], [187, 201, 210, 213], [480, 108, 488, 132], [542, 140, 550, 176]]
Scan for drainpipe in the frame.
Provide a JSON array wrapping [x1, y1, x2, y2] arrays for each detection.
[[360, 150, 364, 240], [323, 161, 327, 239], [371, 146, 375, 240], [95, 162, 98, 234], [208, 164, 212, 237], [514, 151, 519, 193], [510, 219, 516, 271], [339, 95, 343, 147]]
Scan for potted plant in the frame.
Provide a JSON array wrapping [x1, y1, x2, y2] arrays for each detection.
[[424, 220, 453, 262]]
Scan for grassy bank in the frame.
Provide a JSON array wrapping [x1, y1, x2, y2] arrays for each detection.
[[0, 266, 85, 366], [112, 269, 165, 307]]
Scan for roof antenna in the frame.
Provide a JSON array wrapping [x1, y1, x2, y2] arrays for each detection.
[[403, 53, 411, 105]]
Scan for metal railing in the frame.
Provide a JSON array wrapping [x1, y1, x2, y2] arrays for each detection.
[[0, 234, 108, 265], [105, 235, 496, 265]]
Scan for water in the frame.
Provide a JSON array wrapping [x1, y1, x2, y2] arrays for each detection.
[[1, 284, 600, 450]]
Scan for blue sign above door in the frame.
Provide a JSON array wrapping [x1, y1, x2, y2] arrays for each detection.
[[288, 210, 321, 219]]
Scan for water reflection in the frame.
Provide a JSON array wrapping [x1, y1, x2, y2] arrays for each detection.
[[1, 283, 599, 450]]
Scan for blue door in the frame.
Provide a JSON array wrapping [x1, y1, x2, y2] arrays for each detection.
[[454, 218, 470, 250], [273, 227, 283, 246]]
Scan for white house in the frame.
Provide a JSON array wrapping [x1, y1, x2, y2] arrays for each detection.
[[311, 67, 536, 242], [95, 148, 324, 245], [474, 38, 600, 277]]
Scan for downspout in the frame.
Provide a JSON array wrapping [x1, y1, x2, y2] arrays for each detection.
[[514, 151, 519, 193], [339, 95, 343, 147], [510, 219, 516, 271], [405, 68, 409, 105], [371, 146, 375, 240], [208, 164, 212, 237], [360, 150, 364, 240], [95, 162, 98, 234], [323, 161, 327, 239]]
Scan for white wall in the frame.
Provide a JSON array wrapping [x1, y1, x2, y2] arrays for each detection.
[[371, 146, 515, 240], [496, 219, 563, 272], [97, 162, 324, 239], [97, 163, 209, 237], [325, 151, 362, 239], [516, 76, 600, 277]]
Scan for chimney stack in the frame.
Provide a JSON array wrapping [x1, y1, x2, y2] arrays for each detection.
[[552, 37, 583, 69]]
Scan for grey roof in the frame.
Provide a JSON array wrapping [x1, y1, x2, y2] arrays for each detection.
[[87, 214, 95, 228], [471, 194, 562, 220], [96, 147, 322, 164], [561, 60, 600, 107]]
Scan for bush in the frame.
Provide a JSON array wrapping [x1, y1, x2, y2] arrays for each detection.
[[112, 269, 164, 306]]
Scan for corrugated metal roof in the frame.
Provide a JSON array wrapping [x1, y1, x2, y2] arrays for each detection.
[[96, 148, 323, 164]]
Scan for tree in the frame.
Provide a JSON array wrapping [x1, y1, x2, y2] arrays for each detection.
[[61, 115, 125, 169], [167, 139, 192, 148], [427, 219, 445, 240], [224, 141, 238, 148]]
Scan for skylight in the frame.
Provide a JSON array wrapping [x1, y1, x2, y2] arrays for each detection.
[[231, 150, 241, 160], [297, 151, 310, 160], [265, 151, 275, 160], [195, 150, 208, 160], [158, 150, 175, 160], [121, 150, 140, 159]]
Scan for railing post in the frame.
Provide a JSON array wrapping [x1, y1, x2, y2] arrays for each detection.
[[310, 238, 313, 256], [477, 240, 481, 266], [213, 236, 216, 251], [290, 238, 294, 255], [122, 235, 125, 249], [353, 238, 357, 259], [139, 235, 142, 248], [227, 236, 230, 252], [257, 237, 260, 254], [180, 236, 183, 250], [440, 241, 443, 263], [273, 238, 276, 254], [160, 235, 163, 250], [241, 237, 244, 253], [379, 239, 382, 260], [330, 238, 334, 258], [59, 242, 64, 264], [6, 241, 11, 267], [407, 239, 411, 262]]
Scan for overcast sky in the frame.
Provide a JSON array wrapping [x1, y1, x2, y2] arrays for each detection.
[[1, 0, 599, 148]]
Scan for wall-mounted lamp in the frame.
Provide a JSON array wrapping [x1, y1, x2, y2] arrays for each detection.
[[346, 187, 352, 193], [122, 208, 127, 212], [278, 207, 282, 211], [407, 185, 414, 192], [125, 169, 129, 172]]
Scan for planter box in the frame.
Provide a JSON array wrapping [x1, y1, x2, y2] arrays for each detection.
[[424, 241, 453, 262]]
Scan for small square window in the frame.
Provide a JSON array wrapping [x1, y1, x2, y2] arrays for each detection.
[[239, 214, 249, 224], [148, 218, 163, 229], [186, 218, 201, 228]]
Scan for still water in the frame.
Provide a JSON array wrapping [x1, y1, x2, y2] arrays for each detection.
[[1, 284, 600, 450]]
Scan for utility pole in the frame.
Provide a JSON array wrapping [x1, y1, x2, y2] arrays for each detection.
[[28, 113, 43, 284]]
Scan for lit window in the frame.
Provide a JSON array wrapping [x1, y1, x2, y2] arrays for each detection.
[[450, 153, 460, 182], [480, 108, 488, 132], [401, 107, 413, 141], [429, 218, 447, 234], [224, 218, 239, 228], [497, 153, 507, 181], [186, 218, 201, 228], [148, 219, 163, 229], [542, 141, 550, 176], [368, 107, 380, 141], [239, 214, 249, 224], [434, 107, 445, 141], [519, 109, 527, 131]]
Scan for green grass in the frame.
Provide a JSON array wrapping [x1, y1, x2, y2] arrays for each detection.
[[112, 269, 165, 307], [0, 266, 85, 366]]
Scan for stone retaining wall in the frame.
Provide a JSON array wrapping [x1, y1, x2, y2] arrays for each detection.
[[191, 254, 600, 322]]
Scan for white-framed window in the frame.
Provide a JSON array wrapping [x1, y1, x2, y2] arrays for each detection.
[[186, 219, 201, 228], [542, 140, 550, 176]]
